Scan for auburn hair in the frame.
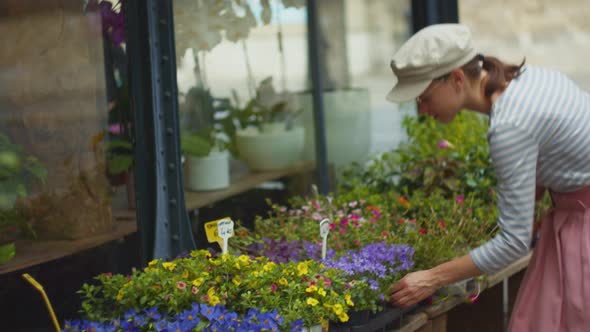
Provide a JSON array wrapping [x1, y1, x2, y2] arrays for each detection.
[[461, 54, 525, 97]]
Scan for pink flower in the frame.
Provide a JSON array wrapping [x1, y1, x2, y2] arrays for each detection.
[[340, 217, 348, 227], [177, 281, 187, 290], [191, 286, 199, 294], [312, 212, 322, 221], [339, 228, 346, 234], [455, 195, 465, 203], [329, 223, 335, 230], [419, 228, 428, 234], [438, 139, 454, 149], [271, 283, 277, 293], [312, 200, 320, 209], [165, 294, 171, 301], [350, 214, 360, 221], [354, 240, 360, 246], [323, 277, 332, 287], [108, 123, 123, 135], [348, 201, 358, 208], [279, 206, 287, 213], [439, 219, 446, 229]]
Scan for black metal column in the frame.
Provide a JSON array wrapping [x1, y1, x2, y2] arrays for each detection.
[[411, 0, 459, 33], [125, 0, 196, 265], [306, 0, 330, 194]]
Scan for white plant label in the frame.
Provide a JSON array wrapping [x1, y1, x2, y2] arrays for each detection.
[[217, 218, 234, 254], [319, 219, 330, 260]]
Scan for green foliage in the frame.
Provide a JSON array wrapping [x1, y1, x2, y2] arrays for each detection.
[[181, 87, 231, 157], [339, 112, 495, 202], [0, 133, 46, 255], [105, 138, 133, 175], [0, 243, 15, 264]]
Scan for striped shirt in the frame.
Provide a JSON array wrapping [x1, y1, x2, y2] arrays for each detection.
[[470, 65, 590, 274]]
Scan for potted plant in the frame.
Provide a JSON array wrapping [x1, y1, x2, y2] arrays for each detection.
[[181, 129, 230, 191], [222, 77, 305, 171], [0, 133, 47, 264]]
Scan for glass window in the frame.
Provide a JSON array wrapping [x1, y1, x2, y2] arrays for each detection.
[[174, 0, 311, 194], [0, 0, 126, 253]]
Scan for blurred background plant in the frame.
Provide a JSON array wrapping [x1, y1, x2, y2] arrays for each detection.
[[339, 112, 495, 202], [0, 133, 47, 263]]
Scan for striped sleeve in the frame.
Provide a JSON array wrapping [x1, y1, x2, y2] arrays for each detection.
[[470, 123, 538, 274]]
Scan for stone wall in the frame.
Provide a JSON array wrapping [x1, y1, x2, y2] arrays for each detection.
[[459, 0, 590, 88]]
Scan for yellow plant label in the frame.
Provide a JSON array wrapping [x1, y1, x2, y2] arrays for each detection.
[[204, 217, 232, 246]]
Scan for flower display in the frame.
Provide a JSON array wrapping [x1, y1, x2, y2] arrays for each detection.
[[76, 250, 354, 328]]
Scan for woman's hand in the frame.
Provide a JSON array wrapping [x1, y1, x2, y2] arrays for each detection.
[[387, 269, 440, 308]]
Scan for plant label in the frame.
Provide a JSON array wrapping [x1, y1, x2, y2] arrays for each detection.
[[217, 218, 234, 255], [319, 219, 330, 260], [320, 219, 330, 238]]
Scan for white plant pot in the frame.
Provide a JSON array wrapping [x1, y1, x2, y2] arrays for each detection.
[[293, 88, 371, 169], [185, 151, 230, 191], [302, 324, 323, 332], [236, 126, 304, 171]]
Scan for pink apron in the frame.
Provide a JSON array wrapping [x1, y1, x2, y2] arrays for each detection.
[[509, 187, 590, 331]]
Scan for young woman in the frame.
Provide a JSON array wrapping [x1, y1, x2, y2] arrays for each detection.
[[385, 23, 590, 331]]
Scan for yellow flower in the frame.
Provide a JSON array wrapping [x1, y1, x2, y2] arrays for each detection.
[[116, 290, 123, 301], [263, 262, 276, 272], [207, 287, 216, 297], [201, 272, 210, 277], [345, 294, 354, 306], [215, 276, 222, 283], [232, 275, 242, 286], [333, 304, 344, 315], [182, 269, 189, 279], [297, 262, 309, 276], [306, 298, 319, 306], [162, 262, 176, 271], [252, 271, 259, 277], [209, 295, 221, 306], [278, 278, 288, 286], [192, 278, 204, 287], [148, 259, 159, 267], [238, 255, 250, 265], [306, 285, 318, 293], [338, 312, 349, 323], [317, 288, 327, 297], [235, 262, 241, 270], [210, 258, 221, 266]]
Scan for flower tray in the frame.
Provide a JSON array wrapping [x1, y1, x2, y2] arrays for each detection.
[[329, 304, 420, 332]]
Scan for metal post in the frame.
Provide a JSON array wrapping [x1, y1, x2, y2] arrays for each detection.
[[306, 0, 330, 194], [126, 0, 196, 264], [503, 278, 509, 332]]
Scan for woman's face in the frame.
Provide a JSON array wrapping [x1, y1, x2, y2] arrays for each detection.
[[415, 76, 462, 123]]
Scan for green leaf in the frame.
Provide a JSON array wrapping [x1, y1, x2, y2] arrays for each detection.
[[181, 133, 212, 157], [108, 155, 133, 175], [0, 243, 16, 264]]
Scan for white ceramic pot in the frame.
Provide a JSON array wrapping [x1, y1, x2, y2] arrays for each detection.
[[235, 126, 304, 171], [302, 324, 323, 332], [293, 88, 371, 169], [185, 151, 230, 191]]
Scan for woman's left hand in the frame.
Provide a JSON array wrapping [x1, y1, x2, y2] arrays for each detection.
[[387, 269, 440, 308]]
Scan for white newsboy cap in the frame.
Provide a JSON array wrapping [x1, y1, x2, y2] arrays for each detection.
[[386, 23, 477, 103]]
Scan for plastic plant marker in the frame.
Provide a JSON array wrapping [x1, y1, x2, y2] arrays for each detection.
[[217, 218, 234, 255], [22, 273, 60, 332], [319, 218, 330, 260], [204, 217, 231, 247]]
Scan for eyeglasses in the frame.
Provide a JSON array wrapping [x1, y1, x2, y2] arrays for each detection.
[[415, 74, 450, 105]]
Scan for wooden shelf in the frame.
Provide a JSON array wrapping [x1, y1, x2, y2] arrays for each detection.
[[0, 211, 137, 275], [184, 160, 315, 210]]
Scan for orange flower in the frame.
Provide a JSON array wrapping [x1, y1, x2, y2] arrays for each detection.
[[398, 196, 411, 208]]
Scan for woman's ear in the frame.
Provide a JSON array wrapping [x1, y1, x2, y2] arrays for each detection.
[[451, 69, 466, 92]]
